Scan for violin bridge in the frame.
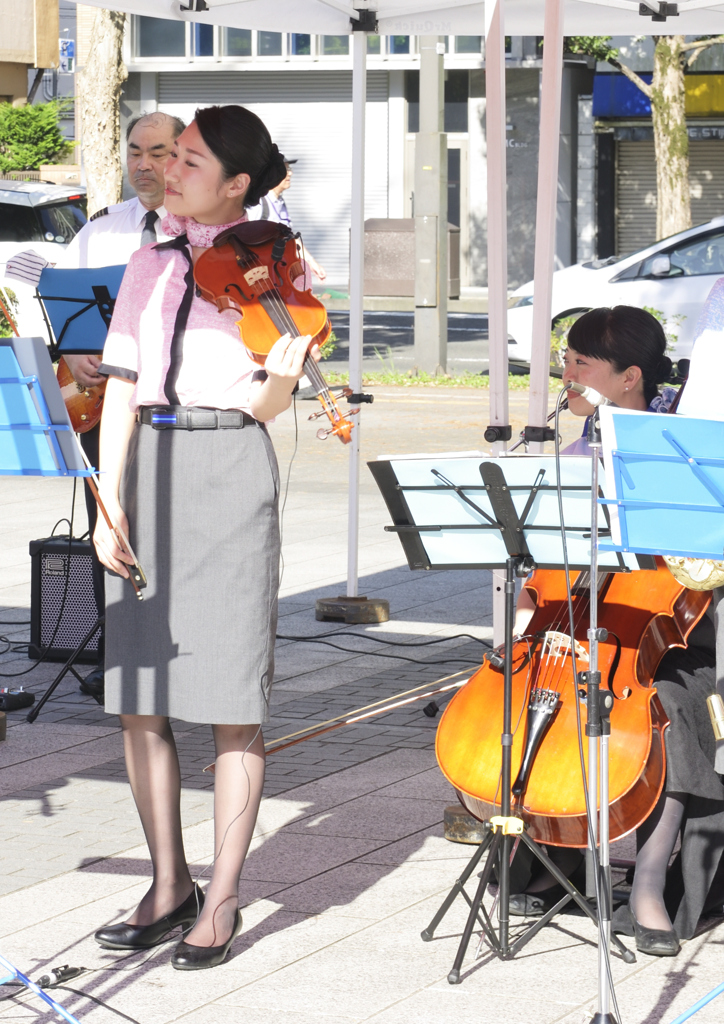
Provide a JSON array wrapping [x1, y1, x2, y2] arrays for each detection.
[[244, 266, 270, 286], [512, 687, 561, 798]]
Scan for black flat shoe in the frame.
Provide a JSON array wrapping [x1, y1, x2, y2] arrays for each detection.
[[80, 669, 104, 705], [94, 885, 204, 950], [509, 884, 567, 918], [629, 906, 680, 957], [171, 909, 243, 971]]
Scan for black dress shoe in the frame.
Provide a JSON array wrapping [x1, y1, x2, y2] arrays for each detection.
[[80, 669, 104, 704], [171, 909, 243, 971], [94, 885, 204, 950], [629, 906, 680, 957]]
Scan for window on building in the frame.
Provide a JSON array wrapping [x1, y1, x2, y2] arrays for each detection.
[[258, 31, 282, 56], [455, 36, 482, 54], [389, 36, 410, 55], [291, 34, 312, 55], [137, 16, 186, 58], [367, 35, 381, 55], [222, 28, 251, 57], [445, 70, 469, 132], [193, 24, 214, 58], [405, 70, 470, 133], [322, 36, 349, 55]]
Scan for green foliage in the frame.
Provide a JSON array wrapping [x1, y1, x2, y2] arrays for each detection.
[[0, 288, 18, 338], [0, 101, 72, 173], [321, 369, 564, 391], [550, 314, 580, 370], [563, 36, 619, 63], [642, 305, 685, 353], [318, 330, 337, 360]]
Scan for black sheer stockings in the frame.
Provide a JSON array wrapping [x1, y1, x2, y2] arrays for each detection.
[[630, 792, 686, 932]]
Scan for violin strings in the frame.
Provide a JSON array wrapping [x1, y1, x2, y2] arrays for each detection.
[[241, 245, 344, 425]]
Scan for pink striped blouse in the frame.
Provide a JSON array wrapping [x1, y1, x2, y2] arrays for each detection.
[[100, 214, 263, 415]]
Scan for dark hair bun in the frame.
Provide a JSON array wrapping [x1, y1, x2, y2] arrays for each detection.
[[245, 145, 287, 207], [656, 354, 673, 383], [194, 105, 285, 210]]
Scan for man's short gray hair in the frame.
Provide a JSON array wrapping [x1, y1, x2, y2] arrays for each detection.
[[126, 112, 186, 142]]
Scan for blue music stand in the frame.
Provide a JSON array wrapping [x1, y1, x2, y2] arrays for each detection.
[[36, 265, 126, 356], [598, 406, 724, 558], [0, 337, 90, 478]]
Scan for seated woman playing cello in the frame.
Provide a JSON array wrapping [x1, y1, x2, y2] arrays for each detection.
[[513, 305, 724, 957]]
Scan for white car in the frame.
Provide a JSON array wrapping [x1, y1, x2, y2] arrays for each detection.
[[0, 180, 87, 338], [507, 215, 724, 365]]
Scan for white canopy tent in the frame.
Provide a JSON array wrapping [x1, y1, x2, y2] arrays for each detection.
[[68, 0, 724, 604]]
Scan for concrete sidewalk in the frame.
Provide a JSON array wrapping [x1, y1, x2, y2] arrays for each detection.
[[0, 389, 722, 1024]]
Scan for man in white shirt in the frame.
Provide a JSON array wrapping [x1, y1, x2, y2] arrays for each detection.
[[60, 111, 184, 700], [60, 110, 185, 386], [247, 159, 327, 282]]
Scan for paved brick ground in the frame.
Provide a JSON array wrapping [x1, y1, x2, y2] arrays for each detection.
[[0, 391, 722, 1024]]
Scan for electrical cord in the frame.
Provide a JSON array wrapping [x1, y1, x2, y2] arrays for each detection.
[[55, 985, 142, 1024], [553, 389, 623, 1024]]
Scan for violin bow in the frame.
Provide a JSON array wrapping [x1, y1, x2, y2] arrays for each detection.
[[77, 438, 148, 601]]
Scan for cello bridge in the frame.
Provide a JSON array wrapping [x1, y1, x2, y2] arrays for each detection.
[[541, 630, 588, 663]]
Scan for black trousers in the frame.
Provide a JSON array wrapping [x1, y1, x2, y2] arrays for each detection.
[[80, 425, 105, 659]]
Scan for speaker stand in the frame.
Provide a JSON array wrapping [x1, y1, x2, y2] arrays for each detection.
[[27, 615, 104, 723]]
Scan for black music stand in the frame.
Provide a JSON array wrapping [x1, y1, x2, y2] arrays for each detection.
[[370, 454, 638, 983], [35, 265, 125, 357]]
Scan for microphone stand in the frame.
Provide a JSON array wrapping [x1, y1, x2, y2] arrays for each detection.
[[584, 406, 619, 1024]]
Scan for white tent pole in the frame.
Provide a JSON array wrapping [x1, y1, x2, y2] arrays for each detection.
[[347, 30, 367, 599], [485, 0, 509, 443], [526, 0, 565, 452], [484, 0, 509, 648]]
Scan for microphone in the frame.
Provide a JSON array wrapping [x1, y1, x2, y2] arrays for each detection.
[[566, 381, 610, 407]]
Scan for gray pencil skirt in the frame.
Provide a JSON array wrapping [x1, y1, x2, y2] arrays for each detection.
[[103, 418, 280, 724]]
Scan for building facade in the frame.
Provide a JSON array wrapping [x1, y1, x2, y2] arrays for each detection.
[[119, 23, 595, 290], [0, 0, 58, 106]]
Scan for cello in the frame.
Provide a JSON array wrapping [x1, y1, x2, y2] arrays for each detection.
[[194, 220, 356, 444], [435, 560, 710, 847]]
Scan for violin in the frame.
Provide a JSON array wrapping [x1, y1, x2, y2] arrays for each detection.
[[435, 560, 711, 847], [194, 221, 355, 444]]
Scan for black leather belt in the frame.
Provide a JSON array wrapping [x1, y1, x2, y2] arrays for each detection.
[[138, 406, 258, 430]]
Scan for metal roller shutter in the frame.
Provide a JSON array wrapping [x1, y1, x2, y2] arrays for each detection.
[[616, 138, 724, 256], [158, 71, 390, 287]]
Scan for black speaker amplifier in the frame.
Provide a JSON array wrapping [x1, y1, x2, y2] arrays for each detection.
[[29, 537, 101, 663]]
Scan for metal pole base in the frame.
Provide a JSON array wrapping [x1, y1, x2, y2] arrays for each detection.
[[315, 596, 389, 623], [591, 1014, 618, 1024]]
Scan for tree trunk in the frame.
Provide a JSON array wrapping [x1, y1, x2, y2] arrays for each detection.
[[651, 35, 690, 240], [78, 12, 127, 216]]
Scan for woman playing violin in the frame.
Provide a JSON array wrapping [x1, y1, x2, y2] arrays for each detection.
[[92, 105, 318, 970], [513, 306, 724, 956]]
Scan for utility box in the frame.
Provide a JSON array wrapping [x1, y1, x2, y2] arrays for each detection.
[[362, 219, 460, 299]]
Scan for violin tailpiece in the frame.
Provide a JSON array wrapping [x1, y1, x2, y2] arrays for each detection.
[[512, 688, 560, 798]]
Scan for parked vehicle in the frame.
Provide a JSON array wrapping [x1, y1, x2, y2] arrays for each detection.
[[507, 215, 724, 365], [0, 181, 87, 337]]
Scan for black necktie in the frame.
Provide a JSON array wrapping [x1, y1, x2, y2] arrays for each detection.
[[141, 209, 159, 246]]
